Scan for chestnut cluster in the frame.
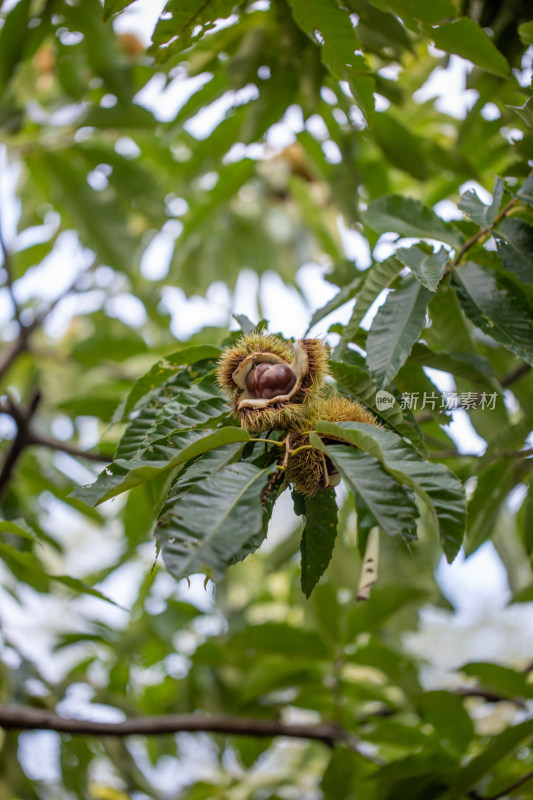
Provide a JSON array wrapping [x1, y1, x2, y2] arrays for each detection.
[[216, 332, 376, 495]]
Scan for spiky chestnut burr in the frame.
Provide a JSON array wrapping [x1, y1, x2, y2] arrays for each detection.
[[286, 395, 377, 497], [216, 334, 329, 433]]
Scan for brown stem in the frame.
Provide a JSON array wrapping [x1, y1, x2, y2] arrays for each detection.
[[452, 197, 518, 268], [0, 705, 347, 747], [0, 391, 41, 501], [500, 363, 531, 388]]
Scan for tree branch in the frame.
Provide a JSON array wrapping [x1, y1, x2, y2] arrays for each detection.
[[468, 769, 533, 800], [0, 391, 41, 501], [0, 397, 110, 464], [500, 363, 531, 388], [0, 705, 348, 747], [0, 221, 21, 326]]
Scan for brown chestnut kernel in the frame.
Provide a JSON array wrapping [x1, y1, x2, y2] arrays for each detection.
[[246, 363, 270, 398], [258, 363, 296, 399]]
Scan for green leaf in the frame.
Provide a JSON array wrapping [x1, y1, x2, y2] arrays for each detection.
[[446, 718, 533, 798], [494, 218, 533, 285], [431, 19, 510, 78], [330, 360, 425, 450], [72, 428, 250, 506], [310, 436, 418, 538], [121, 346, 221, 420], [306, 274, 365, 333], [0, 0, 31, 86], [363, 195, 465, 250], [518, 20, 533, 45], [156, 462, 273, 582], [373, 114, 430, 181], [286, 0, 374, 120], [370, 0, 455, 25], [339, 257, 404, 350], [0, 542, 118, 605], [509, 96, 533, 129], [26, 150, 138, 274], [460, 662, 533, 700], [300, 489, 338, 597], [0, 518, 40, 543], [102, 0, 141, 22], [452, 262, 533, 365], [315, 421, 466, 561], [396, 245, 449, 291], [459, 177, 504, 228], [151, 0, 237, 60], [465, 461, 516, 554], [367, 277, 432, 389], [517, 173, 533, 207]]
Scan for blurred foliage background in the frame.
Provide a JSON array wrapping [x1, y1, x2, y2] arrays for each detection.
[[0, 0, 533, 797]]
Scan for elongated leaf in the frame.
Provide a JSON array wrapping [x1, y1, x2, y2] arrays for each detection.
[[465, 461, 516, 554], [102, 0, 140, 22], [0, 519, 39, 543], [151, 0, 237, 59], [315, 421, 466, 561], [73, 428, 250, 506], [306, 274, 365, 333], [286, 0, 374, 120], [370, 0, 454, 25], [367, 277, 432, 388], [494, 218, 533, 285], [26, 151, 137, 274], [362, 195, 465, 250], [310, 439, 418, 539], [156, 462, 272, 581], [330, 360, 425, 451], [446, 718, 533, 798], [431, 19, 510, 78], [452, 262, 533, 365], [116, 379, 227, 461], [0, 542, 117, 605], [459, 177, 504, 228], [396, 245, 449, 291], [121, 346, 221, 421], [0, 0, 31, 85], [517, 173, 533, 207], [300, 489, 338, 597], [339, 257, 404, 350]]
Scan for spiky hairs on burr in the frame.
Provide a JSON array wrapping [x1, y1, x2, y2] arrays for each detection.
[[286, 395, 377, 497], [216, 334, 329, 433]]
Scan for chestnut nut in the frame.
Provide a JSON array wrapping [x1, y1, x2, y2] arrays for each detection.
[[246, 363, 297, 399]]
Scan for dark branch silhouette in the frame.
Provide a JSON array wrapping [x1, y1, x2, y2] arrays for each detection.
[[0, 705, 347, 747]]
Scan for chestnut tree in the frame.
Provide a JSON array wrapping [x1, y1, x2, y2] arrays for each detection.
[[0, 0, 532, 797]]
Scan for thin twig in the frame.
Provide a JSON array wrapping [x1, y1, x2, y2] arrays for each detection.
[[500, 363, 531, 388], [0, 705, 347, 747], [468, 769, 533, 800], [452, 197, 518, 268]]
